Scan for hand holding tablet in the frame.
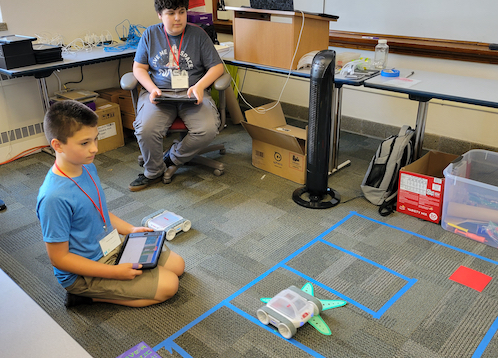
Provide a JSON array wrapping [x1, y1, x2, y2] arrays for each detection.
[[115, 231, 166, 270]]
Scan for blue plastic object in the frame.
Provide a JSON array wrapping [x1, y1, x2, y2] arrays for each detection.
[[381, 69, 400, 77]]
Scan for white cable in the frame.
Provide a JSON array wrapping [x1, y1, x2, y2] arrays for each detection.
[[63, 38, 92, 54], [221, 10, 306, 115], [53, 70, 62, 92], [34, 32, 64, 46]]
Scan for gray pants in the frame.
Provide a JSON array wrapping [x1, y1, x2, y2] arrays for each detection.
[[134, 89, 220, 179]]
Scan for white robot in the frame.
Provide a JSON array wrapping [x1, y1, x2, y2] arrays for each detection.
[[142, 209, 191, 241], [257, 283, 346, 339]]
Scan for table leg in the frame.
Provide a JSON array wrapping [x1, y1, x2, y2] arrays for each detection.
[[36, 77, 51, 113], [413, 100, 429, 159], [329, 84, 351, 174]]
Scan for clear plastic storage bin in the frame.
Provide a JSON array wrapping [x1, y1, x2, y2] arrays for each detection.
[[441, 150, 498, 247]]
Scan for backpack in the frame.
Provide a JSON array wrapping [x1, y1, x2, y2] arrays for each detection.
[[361, 125, 415, 216], [199, 23, 219, 45]]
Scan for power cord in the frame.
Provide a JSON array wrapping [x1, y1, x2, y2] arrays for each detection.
[[104, 20, 146, 52], [34, 32, 64, 46], [220, 10, 306, 115], [62, 66, 84, 90]]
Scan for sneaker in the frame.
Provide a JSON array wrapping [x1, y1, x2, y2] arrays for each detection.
[[65, 293, 93, 308], [163, 151, 175, 168], [129, 174, 163, 192]]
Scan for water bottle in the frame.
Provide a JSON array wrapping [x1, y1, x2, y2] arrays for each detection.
[[373, 39, 389, 69]]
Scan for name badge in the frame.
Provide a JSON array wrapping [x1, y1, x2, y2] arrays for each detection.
[[99, 228, 121, 256], [171, 69, 189, 89]]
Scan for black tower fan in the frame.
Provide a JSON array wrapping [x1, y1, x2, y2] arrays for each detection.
[[293, 50, 341, 209]]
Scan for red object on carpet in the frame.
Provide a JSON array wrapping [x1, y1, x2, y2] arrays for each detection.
[[449, 266, 492, 292]]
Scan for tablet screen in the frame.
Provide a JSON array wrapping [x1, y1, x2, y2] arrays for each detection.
[[116, 232, 165, 269]]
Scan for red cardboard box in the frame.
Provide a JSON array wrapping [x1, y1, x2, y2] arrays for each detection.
[[397, 151, 458, 223]]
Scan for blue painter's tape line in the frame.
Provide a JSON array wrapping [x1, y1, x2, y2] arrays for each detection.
[[318, 238, 412, 281], [353, 212, 498, 266], [226, 302, 327, 358], [282, 264, 378, 317], [154, 211, 498, 357], [374, 278, 417, 319], [473, 315, 498, 358]]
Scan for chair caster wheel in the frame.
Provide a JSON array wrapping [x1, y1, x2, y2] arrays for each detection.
[[220, 148, 226, 155], [213, 169, 224, 176]]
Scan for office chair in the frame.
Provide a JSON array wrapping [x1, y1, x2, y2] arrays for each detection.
[[120, 72, 231, 183]]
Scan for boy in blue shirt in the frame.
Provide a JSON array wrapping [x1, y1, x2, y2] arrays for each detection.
[[37, 100, 185, 307], [129, 0, 224, 191]]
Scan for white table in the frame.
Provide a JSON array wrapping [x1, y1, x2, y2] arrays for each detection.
[[364, 69, 498, 158], [0, 270, 92, 358], [0, 47, 136, 112], [220, 48, 379, 173]]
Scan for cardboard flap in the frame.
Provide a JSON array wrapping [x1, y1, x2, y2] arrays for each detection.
[[242, 122, 304, 154], [403, 151, 459, 178], [245, 102, 287, 128]]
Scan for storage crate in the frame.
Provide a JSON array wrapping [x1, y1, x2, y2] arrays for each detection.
[[441, 149, 498, 248]]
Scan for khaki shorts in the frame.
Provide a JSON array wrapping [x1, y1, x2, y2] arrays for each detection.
[[66, 243, 171, 301]]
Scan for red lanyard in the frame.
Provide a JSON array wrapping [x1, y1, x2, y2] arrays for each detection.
[[54, 162, 107, 230], [164, 27, 185, 68]]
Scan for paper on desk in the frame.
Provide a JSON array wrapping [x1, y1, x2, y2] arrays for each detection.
[[383, 78, 421, 88], [215, 44, 231, 56]]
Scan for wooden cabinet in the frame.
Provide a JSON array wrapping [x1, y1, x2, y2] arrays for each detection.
[[227, 7, 334, 70]]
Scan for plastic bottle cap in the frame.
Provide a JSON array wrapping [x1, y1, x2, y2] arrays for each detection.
[[378, 39, 387, 44]]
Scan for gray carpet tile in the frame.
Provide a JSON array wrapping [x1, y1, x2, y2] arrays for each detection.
[[2, 122, 498, 357]]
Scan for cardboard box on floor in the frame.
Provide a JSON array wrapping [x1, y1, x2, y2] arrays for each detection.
[[397, 151, 459, 223], [94, 98, 124, 153], [96, 88, 136, 130], [242, 102, 307, 184]]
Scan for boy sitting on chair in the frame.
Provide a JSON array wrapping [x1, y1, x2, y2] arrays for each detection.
[[129, 0, 224, 191], [37, 100, 185, 307]]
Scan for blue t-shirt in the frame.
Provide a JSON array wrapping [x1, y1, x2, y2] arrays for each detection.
[[134, 23, 222, 89], [36, 164, 112, 288]]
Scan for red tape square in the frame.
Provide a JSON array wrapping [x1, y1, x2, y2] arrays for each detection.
[[449, 266, 492, 292]]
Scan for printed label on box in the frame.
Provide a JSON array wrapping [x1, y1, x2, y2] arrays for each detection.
[[400, 174, 427, 195], [398, 172, 442, 223], [98, 122, 117, 140], [272, 151, 283, 168], [289, 151, 304, 172]]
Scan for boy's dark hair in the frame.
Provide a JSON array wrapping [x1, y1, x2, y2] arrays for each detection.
[[44, 100, 99, 145], [155, 0, 189, 13]]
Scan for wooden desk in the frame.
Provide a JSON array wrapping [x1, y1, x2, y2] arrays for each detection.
[[364, 70, 498, 158], [226, 7, 334, 70]]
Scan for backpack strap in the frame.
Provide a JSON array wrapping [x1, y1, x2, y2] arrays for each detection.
[[398, 125, 412, 137], [378, 196, 397, 216]]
